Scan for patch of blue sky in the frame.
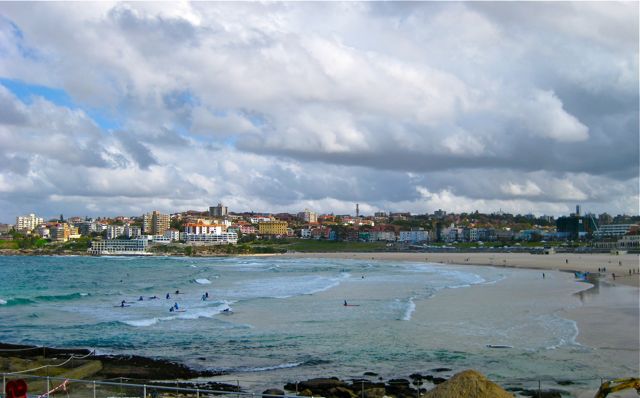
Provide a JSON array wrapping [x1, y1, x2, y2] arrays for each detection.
[[1, 16, 40, 61], [0, 77, 122, 130]]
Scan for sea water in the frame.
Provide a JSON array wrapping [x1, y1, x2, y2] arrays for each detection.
[[0, 256, 637, 393]]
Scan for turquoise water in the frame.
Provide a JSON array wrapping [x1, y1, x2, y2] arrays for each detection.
[[0, 255, 636, 392]]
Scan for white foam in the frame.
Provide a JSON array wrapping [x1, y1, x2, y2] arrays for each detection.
[[242, 362, 302, 372], [402, 297, 416, 321], [123, 318, 160, 327], [195, 278, 212, 285], [122, 303, 233, 327], [0, 299, 6, 305]]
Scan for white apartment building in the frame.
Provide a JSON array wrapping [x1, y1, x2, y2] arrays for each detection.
[[16, 213, 44, 231], [90, 239, 150, 255], [184, 223, 223, 235], [249, 217, 272, 224], [124, 224, 141, 239], [184, 232, 238, 245], [300, 229, 312, 239], [106, 225, 125, 239], [163, 229, 180, 241], [399, 230, 430, 243], [594, 224, 637, 239]]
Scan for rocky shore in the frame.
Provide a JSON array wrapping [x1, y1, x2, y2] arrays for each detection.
[[0, 343, 580, 398]]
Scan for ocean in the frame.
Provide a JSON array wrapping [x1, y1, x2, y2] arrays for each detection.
[[0, 255, 637, 393]]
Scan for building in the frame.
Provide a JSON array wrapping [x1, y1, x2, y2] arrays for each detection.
[[369, 230, 396, 241], [50, 223, 70, 242], [142, 211, 170, 236], [163, 229, 180, 241], [90, 239, 149, 255], [184, 223, 223, 235], [258, 221, 288, 236], [124, 224, 141, 239], [594, 224, 637, 239], [184, 232, 238, 245], [618, 235, 640, 249], [399, 229, 430, 243], [16, 213, 44, 231], [209, 203, 228, 218], [106, 225, 125, 240], [298, 209, 318, 223], [556, 215, 597, 239]]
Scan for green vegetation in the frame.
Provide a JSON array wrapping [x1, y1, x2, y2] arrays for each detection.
[[0, 240, 18, 249], [283, 239, 387, 252]]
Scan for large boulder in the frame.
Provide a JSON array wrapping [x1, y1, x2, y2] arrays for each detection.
[[422, 370, 513, 398]]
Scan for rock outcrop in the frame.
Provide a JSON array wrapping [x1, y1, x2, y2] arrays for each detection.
[[422, 369, 513, 398]]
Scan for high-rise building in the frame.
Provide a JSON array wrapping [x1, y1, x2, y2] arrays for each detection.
[[50, 223, 70, 242], [15, 213, 44, 231], [298, 209, 318, 223], [142, 211, 170, 235], [209, 203, 228, 218]]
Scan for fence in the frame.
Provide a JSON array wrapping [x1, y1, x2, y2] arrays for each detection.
[[1, 372, 627, 398], [0, 373, 315, 398]]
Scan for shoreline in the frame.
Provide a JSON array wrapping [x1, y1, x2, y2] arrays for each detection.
[[2, 254, 638, 397], [282, 251, 640, 288]]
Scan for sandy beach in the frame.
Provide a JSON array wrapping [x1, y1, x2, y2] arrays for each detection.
[[283, 252, 640, 287]]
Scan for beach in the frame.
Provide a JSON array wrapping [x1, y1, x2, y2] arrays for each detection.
[[1, 254, 638, 397], [284, 252, 640, 287]]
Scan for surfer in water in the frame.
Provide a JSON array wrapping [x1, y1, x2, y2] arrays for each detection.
[[138, 296, 144, 301], [344, 300, 348, 306], [166, 293, 170, 299], [175, 290, 180, 295], [149, 295, 158, 300], [169, 306, 174, 312], [174, 302, 179, 310]]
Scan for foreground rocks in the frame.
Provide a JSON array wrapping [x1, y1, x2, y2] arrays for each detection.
[[422, 370, 513, 398], [282, 370, 522, 398]]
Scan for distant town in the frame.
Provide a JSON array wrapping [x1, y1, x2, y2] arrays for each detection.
[[1, 203, 639, 256]]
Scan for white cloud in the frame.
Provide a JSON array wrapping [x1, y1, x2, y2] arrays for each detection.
[[0, 2, 637, 221]]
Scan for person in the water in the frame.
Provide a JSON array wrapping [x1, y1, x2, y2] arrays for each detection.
[[174, 302, 179, 310], [166, 293, 170, 299], [169, 306, 174, 312], [138, 296, 143, 301]]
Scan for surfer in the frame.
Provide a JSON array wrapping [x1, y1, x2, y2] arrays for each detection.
[[205, 292, 209, 299], [166, 293, 170, 299], [174, 302, 179, 310], [175, 290, 180, 295], [149, 295, 158, 300], [169, 306, 174, 312], [138, 296, 144, 301], [201, 294, 206, 301], [120, 302, 125, 308], [344, 300, 348, 306]]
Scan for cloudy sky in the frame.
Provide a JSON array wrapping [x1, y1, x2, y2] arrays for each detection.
[[0, 2, 638, 222]]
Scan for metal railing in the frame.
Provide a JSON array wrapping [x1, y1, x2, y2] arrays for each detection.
[[0, 373, 316, 398], [0, 372, 626, 398]]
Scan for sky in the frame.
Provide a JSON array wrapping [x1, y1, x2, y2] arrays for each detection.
[[0, 2, 638, 223]]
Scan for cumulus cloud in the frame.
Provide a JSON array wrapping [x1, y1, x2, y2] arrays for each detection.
[[0, 2, 637, 221]]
